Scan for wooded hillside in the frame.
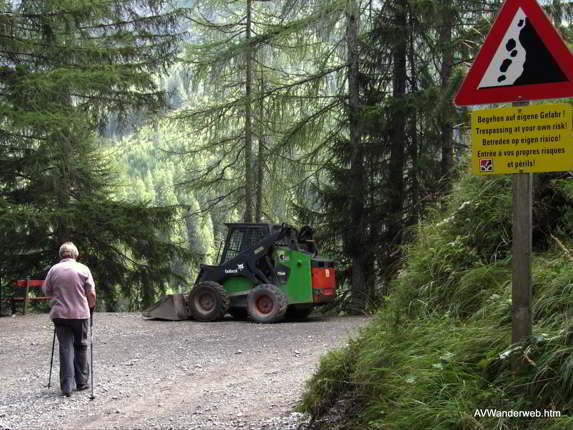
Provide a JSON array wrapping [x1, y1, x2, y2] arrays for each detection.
[[301, 169, 573, 429], [2, 0, 573, 312]]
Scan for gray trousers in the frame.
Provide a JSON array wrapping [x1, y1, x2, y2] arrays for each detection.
[[53, 318, 89, 393]]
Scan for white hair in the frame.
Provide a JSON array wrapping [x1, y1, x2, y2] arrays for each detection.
[[59, 242, 79, 259]]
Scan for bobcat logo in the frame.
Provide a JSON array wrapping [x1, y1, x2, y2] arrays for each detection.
[[225, 264, 245, 274]]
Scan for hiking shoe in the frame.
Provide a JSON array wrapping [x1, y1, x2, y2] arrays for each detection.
[[62, 391, 72, 397], [77, 384, 89, 391]]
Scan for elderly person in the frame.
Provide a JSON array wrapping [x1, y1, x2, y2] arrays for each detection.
[[42, 242, 96, 397]]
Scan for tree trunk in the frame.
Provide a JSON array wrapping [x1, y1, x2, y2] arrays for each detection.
[[244, 0, 255, 222], [386, 0, 408, 258], [346, 0, 367, 315], [439, 0, 454, 186], [408, 12, 420, 225], [53, 92, 74, 245], [255, 75, 265, 223]]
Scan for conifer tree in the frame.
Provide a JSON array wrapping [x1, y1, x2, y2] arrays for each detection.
[[301, 0, 499, 311], [174, 0, 348, 223], [0, 0, 191, 310]]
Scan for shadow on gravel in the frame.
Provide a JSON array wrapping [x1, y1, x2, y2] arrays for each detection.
[[141, 314, 336, 324]]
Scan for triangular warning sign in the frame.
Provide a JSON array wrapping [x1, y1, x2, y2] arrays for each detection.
[[455, 0, 573, 106]]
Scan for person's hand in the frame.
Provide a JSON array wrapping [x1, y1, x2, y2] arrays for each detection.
[[87, 290, 96, 308]]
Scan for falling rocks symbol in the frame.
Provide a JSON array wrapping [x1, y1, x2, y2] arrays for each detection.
[[484, 17, 567, 88], [514, 18, 566, 85]]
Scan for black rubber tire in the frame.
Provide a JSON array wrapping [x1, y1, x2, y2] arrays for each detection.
[[285, 305, 313, 320], [228, 307, 249, 321], [247, 284, 288, 323], [188, 281, 229, 322]]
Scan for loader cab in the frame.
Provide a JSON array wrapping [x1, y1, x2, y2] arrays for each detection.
[[219, 223, 274, 265], [219, 223, 316, 265]]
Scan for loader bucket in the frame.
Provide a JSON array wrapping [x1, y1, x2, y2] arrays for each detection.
[[142, 293, 190, 320]]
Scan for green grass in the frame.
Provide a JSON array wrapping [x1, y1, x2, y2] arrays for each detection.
[[300, 172, 573, 429]]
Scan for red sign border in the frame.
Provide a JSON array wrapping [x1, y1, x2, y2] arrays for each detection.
[[455, 0, 573, 106]]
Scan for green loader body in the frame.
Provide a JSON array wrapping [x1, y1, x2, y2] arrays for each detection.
[[222, 248, 313, 304]]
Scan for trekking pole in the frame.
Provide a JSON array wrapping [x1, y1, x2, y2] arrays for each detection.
[[47, 326, 56, 388], [89, 309, 95, 400]]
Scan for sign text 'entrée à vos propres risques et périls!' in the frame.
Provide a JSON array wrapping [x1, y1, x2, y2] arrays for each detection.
[[471, 103, 573, 174]]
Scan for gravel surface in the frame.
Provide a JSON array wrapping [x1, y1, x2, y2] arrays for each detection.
[[0, 312, 368, 430]]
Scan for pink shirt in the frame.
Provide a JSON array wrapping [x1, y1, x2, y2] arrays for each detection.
[[42, 258, 95, 320]]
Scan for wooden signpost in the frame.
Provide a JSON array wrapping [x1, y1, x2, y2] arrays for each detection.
[[455, 0, 573, 350]]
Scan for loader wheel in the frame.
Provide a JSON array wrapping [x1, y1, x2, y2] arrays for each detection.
[[189, 281, 229, 322], [247, 284, 288, 324]]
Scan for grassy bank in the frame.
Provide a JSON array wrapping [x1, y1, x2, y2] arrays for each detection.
[[301, 172, 573, 429]]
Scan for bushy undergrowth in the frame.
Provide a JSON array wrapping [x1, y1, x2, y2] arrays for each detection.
[[301, 172, 573, 429]]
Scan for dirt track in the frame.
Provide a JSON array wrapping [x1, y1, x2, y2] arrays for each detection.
[[0, 312, 368, 430]]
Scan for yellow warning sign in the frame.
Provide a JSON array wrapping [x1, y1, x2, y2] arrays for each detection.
[[471, 103, 573, 174]]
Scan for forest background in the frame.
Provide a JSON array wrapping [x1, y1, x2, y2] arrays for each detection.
[[2, 0, 572, 314]]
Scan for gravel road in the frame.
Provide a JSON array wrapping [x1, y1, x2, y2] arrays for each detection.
[[0, 312, 368, 430]]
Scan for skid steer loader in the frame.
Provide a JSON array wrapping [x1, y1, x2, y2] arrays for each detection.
[[143, 223, 336, 323]]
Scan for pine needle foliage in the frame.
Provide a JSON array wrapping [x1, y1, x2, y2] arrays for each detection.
[[173, 0, 350, 223], [0, 0, 192, 310], [300, 169, 573, 430]]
